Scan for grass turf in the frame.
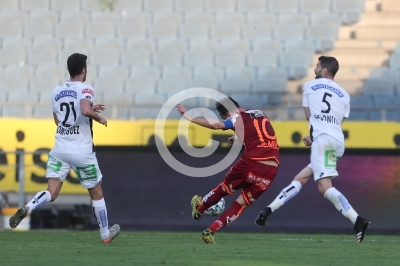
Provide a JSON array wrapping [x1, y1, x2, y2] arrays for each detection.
[[0, 230, 399, 266]]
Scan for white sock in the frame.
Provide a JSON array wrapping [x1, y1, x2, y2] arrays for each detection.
[[26, 191, 51, 214], [268, 181, 302, 212], [92, 198, 110, 239], [324, 187, 358, 224]]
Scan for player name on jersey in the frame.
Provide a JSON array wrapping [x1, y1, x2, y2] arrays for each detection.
[[56, 125, 80, 135], [313, 114, 340, 125]]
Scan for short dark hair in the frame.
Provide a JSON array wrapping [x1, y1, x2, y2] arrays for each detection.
[[216, 97, 240, 115], [67, 53, 87, 78], [318, 56, 339, 77]]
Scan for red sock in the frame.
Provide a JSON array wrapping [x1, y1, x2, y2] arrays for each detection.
[[198, 184, 228, 213], [209, 201, 245, 233]]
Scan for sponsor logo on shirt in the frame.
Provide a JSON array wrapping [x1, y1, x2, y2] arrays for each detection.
[[55, 90, 77, 101], [310, 84, 344, 98], [82, 88, 94, 96]]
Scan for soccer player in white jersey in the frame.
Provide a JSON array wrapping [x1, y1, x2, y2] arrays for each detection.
[[255, 56, 370, 243], [9, 53, 120, 243]]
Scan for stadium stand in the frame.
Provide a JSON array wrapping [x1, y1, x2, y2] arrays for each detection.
[[0, 0, 398, 121]]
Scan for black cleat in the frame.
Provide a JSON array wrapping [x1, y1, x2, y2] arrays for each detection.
[[255, 206, 272, 227], [354, 216, 370, 243]]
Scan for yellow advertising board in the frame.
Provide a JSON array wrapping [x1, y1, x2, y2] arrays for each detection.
[[0, 118, 399, 193]]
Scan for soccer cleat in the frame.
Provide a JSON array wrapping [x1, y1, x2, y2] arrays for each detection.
[[255, 206, 272, 227], [354, 216, 370, 243], [201, 228, 216, 244], [191, 195, 202, 220], [102, 224, 121, 244], [9, 206, 28, 229]]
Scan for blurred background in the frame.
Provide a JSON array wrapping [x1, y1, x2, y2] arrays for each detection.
[[0, 0, 399, 233]]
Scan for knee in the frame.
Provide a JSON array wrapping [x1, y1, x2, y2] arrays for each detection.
[[318, 186, 327, 196]]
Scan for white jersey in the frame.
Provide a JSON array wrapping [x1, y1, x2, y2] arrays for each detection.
[[302, 78, 350, 144], [51, 81, 95, 154]]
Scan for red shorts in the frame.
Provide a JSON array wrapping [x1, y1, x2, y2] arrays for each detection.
[[221, 158, 278, 205]]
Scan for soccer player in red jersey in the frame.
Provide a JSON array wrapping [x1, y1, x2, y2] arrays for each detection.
[[176, 97, 280, 244]]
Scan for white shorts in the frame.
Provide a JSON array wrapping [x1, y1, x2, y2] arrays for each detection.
[[46, 150, 103, 189], [309, 134, 344, 181]]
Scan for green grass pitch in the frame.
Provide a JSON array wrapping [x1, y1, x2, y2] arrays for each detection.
[[1, 230, 399, 266]]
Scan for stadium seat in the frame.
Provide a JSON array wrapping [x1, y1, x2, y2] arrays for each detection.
[[216, 13, 245, 25], [248, 51, 278, 68], [175, 0, 204, 12], [158, 39, 188, 53], [2, 105, 31, 118], [90, 48, 120, 66], [389, 52, 400, 70], [226, 67, 256, 82], [278, 14, 309, 27], [211, 24, 241, 39], [363, 79, 396, 96], [121, 49, 151, 66], [247, 13, 276, 26], [8, 91, 39, 104], [85, 22, 115, 39], [165, 93, 199, 107], [154, 12, 183, 25], [220, 39, 250, 53], [1, 11, 27, 25], [126, 79, 157, 93], [130, 67, 160, 81], [0, 22, 23, 38], [93, 77, 125, 95], [189, 39, 218, 52], [386, 110, 400, 121], [120, 11, 151, 24], [350, 95, 375, 108], [310, 14, 341, 28], [253, 78, 287, 94], [5, 65, 33, 80], [102, 92, 134, 105], [162, 67, 192, 81], [370, 68, 399, 82], [81, 0, 104, 11], [229, 93, 268, 110], [369, 110, 383, 121], [257, 67, 288, 80], [127, 39, 156, 52], [220, 80, 252, 92], [269, 0, 298, 13], [134, 92, 165, 106], [331, 0, 364, 25], [31, 77, 63, 94], [25, 22, 53, 38], [117, 23, 147, 39], [91, 11, 120, 25], [179, 24, 209, 39], [347, 109, 369, 120], [306, 25, 337, 52], [0, 0, 19, 10], [205, 0, 236, 12], [98, 65, 129, 80], [299, 0, 330, 13], [28, 48, 57, 65], [153, 51, 182, 66], [157, 79, 189, 94], [55, 21, 85, 38], [215, 51, 246, 67], [279, 51, 312, 79], [242, 25, 273, 40], [252, 39, 281, 53], [113, 0, 142, 11], [64, 38, 93, 53], [184, 12, 213, 26], [60, 11, 90, 24], [284, 39, 315, 53], [238, 0, 268, 12], [129, 107, 163, 120], [149, 24, 178, 39], [33, 105, 52, 119], [184, 51, 214, 67], [0, 47, 26, 66], [95, 38, 124, 51], [51, 0, 81, 11], [188, 80, 219, 91], [20, 0, 49, 10], [144, 0, 173, 11], [30, 11, 58, 24], [274, 25, 304, 41], [0, 77, 29, 92]]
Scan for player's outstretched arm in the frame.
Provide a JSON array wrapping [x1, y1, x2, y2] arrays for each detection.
[[80, 99, 107, 127], [176, 104, 225, 130]]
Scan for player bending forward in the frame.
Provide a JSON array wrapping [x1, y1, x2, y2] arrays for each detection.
[[177, 97, 280, 244], [9, 53, 120, 243], [255, 56, 370, 243]]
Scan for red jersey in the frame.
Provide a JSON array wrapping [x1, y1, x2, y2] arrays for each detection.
[[223, 110, 280, 164]]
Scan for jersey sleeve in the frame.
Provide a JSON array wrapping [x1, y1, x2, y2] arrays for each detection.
[[344, 100, 350, 118], [222, 113, 239, 130], [80, 86, 95, 103]]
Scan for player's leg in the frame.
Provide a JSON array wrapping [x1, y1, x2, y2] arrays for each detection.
[[315, 135, 370, 242], [9, 151, 67, 229], [75, 152, 120, 243], [255, 165, 313, 227], [191, 183, 230, 220]]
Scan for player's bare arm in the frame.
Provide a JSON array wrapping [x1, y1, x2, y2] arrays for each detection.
[[176, 104, 225, 130], [93, 104, 105, 113], [302, 136, 312, 146], [81, 99, 107, 126], [303, 107, 311, 121], [52, 113, 59, 126]]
